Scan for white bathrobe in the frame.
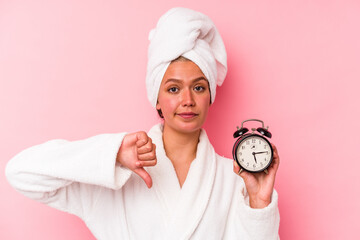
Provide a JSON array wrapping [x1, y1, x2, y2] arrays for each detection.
[[5, 124, 280, 240]]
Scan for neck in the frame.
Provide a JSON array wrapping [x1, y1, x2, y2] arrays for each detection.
[[162, 123, 201, 167]]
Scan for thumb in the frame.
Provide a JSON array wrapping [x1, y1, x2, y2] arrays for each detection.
[[133, 167, 153, 188]]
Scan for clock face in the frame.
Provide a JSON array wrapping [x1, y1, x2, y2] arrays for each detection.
[[235, 134, 273, 172]]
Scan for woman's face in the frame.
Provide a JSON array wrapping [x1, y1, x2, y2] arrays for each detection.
[[156, 60, 211, 134]]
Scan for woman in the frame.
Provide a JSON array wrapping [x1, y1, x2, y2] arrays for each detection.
[[5, 7, 280, 239]]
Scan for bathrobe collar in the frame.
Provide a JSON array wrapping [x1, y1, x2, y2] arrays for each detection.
[[147, 123, 217, 239]]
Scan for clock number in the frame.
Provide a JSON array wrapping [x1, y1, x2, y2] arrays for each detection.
[[264, 145, 267, 149], [241, 146, 245, 150], [246, 162, 249, 167], [260, 162, 263, 167], [241, 158, 244, 162], [246, 141, 250, 145], [253, 164, 256, 168], [259, 140, 262, 144], [252, 139, 256, 143]]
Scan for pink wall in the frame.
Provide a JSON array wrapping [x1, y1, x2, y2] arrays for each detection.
[[1, 0, 359, 239]]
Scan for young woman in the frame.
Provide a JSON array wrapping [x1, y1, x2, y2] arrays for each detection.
[[6, 7, 280, 239]]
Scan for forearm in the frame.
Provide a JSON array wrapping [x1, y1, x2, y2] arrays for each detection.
[[5, 132, 131, 201], [224, 181, 280, 239]]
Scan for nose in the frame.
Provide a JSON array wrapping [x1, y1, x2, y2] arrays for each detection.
[[181, 88, 195, 107]]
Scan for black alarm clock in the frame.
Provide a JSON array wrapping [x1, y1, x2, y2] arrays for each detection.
[[232, 119, 273, 174]]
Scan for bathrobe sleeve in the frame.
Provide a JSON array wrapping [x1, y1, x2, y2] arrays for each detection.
[[5, 133, 133, 219], [225, 178, 280, 240]]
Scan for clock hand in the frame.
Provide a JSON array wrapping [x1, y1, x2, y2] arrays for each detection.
[[254, 151, 268, 155], [252, 152, 257, 163]]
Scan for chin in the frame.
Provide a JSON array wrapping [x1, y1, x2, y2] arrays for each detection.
[[174, 121, 204, 134], [163, 114, 207, 134]]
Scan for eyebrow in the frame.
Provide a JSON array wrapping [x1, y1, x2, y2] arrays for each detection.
[[164, 77, 207, 84]]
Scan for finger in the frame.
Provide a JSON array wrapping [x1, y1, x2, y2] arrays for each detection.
[[136, 132, 149, 148], [233, 161, 241, 174], [238, 170, 254, 183], [271, 144, 280, 164], [267, 145, 280, 175], [137, 142, 154, 154], [233, 160, 249, 178], [122, 132, 139, 146], [272, 156, 280, 173], [133, 167, 153, 188], [138, 151, 157, 161], [136, 159, 157, 167], [233, 161, 249, 179], [271, 143, 279, 157]]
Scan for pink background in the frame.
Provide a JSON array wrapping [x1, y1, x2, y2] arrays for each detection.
[[1, 0, 359, 239]]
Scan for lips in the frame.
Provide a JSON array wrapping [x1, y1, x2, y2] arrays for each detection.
[[177, 112, 199, 119]]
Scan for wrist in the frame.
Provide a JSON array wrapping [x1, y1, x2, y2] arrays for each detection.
[[116, 145, 124, 165], [249, 196, 271, 209]]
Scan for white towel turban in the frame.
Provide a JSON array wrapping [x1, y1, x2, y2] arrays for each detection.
[[146, 7, 228, 108]]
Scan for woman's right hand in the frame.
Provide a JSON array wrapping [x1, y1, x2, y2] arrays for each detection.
[[116, 131, 157, 188]]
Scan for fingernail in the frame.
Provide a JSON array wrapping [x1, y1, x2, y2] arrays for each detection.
[[136, 161, 141, 167]]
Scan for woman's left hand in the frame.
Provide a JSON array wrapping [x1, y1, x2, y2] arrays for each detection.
[[233, 143, 280, 209]]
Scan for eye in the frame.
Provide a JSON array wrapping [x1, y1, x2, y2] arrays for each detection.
[[194, 85, 206, 92], [168, 87, 179, 93]]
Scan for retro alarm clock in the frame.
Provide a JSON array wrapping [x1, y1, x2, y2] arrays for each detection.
[[232, 119, 273, 174]]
